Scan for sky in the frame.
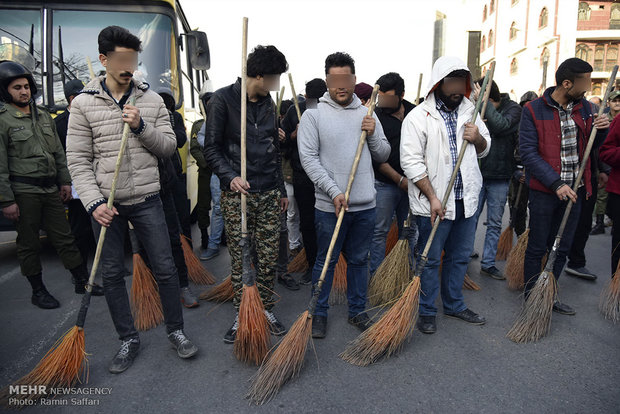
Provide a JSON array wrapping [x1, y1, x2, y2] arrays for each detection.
[[182, 0, 467, 102]]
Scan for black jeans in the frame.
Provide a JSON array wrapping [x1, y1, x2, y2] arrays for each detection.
[[607, 192, 620, 276], [68, 199, 96, 264], [567, 177, 598, 269], [293, 176, 317, 269], [524, 188, 584, 296], [92, 195, 183, 340]]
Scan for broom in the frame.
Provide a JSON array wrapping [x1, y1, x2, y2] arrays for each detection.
[[287, 247, 308, 273], [247, 84, 381, 405], [385, 219, 399, 256], [128, 226, 163, 331], [233, 17, 271, 366], [507, 65, 618, 343], [329, 253, 348, 305], [181, 234, 215, 285], [599, 261, 620, 323], [496, 180, 524, 260], [288, 73, 302, 121], [368, 215, 413, 307], [341, 65, 494, 367], [505, 229, 530, 290], [199, 274, 235, 302], [0, 97, 136, 405]]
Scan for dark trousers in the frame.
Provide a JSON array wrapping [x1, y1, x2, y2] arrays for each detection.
[[567, 178, 598, 269], [92, 195, 183, 341], [607, 192, 620, 276], [293, 176, 317, 269], [196, 168, 212, 234], [508, 177, 529, 237], [524, 189, 584, 296], [14, 192, 82, 277], [172, 173, 192, 239], [68, 199, 96, 264]]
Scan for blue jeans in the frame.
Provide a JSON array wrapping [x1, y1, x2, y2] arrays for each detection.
[[475, 179, 510, 269], [416, 200, 476, 316], [208, 174, 224, 249], [312, 208, 376, 318], [369, 180, 418, 276], [523, 189, 583, 296], [92, 195, 183, 341]]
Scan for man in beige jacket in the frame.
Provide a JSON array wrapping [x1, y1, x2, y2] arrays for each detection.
[[66, 26, 198, 374]]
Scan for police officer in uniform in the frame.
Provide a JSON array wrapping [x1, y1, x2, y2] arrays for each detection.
[[0, 60, 103, 309]]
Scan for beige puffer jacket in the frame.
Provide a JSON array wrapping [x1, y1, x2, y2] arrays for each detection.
[[66, 76, 176, 213]]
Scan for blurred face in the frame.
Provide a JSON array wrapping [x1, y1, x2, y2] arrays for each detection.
[[252, 74, 281, 97], [377, 89, 403, 114], [326, 66, 356, 106], [562, 73, 591, 101], [7, 77, 31, 107], [610, 97, 620, 114], [437, 76, 467, 110], [99, 46, 139, 87]]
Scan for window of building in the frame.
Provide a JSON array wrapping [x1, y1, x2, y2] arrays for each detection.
[[483, 5, 487, 21], [578, 2, 591, 21], [539, 7, 548, 28], [488, 29, 494, 47], [490, 0, 495, 13], [510, 58, 518, 75], [612, 4, 620, 29], [594, 45, 605, 71], [509, 22, 517, 40], [511, 0, 518, 6], [481, 35, 486, 52], [606, 45, 618, 72], [576, 43, 591, 63]]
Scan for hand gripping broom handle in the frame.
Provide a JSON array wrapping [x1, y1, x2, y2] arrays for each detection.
[[76, 96, 136, 328], [307, 85, 380, 316], [544, 64, 618, 272], [415, 64, 494, 276]]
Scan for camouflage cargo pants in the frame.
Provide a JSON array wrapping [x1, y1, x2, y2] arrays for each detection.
[[221, 188, 280, 310]]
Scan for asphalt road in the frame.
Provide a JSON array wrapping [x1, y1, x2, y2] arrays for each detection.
[[1, 208, 618, 414]]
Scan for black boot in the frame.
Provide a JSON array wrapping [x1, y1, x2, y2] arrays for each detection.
[[70, 262, 104, 296], [27, 274, 60, 309], [590, 214, 605, 235]]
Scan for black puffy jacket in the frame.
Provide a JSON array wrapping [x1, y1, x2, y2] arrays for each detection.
[[203, 78, 284, 194]]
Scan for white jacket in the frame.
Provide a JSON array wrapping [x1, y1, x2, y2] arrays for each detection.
[[400, 56, 491, 220]]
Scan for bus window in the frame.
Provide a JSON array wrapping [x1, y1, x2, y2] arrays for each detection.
[[51, 10, 178, 108], [0, 9, 43, 104]]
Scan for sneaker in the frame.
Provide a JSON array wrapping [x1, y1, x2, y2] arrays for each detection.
[[348, 312, 372, 332], [417, 315, 437, 334], [200, 247, 219, 261], [312, 315, 327, 338], [168, 330, 198, 358], [180, 287, 199, 308], [444, 309, 486, 325], [264, 310, 287, 336], [277, 274, 300, 291], [481, 266, 506, 280], [565, 266, 597, 281], [552, 301, 576, 315], [31, 288, 60, 309], [109, 338, 140, 374], [300, 269, 313, 285], [223, 314, 239, 344]]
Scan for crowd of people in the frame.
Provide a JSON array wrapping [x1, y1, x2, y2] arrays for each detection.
[[1, 24, 618, 374]]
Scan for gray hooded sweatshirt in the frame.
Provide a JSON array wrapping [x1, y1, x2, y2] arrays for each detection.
[[298, 92, 391, 213]]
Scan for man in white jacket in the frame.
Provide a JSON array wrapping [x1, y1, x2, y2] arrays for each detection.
[[400, 56, 491, 334]]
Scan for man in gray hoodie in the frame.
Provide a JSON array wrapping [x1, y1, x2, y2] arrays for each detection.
[[298, 52, 390, 338]]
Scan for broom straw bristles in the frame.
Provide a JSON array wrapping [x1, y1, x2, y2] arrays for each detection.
[[507, 270, 557, 343], [130, 253, 164, 331], [329, 253, 348, 305], [368, 239, 412, 307], [199, 274, 235, 302], [505, 229, 529, 290], [181, 235, 216, 285], [599, 262, 620, 323], [463, 274, 481, 291], [496, 227, 513, 261], [0, 326, 87, 405], [247, 311, 312, 405], [385, 220, 399, 256], [341, 276, 420, 366], [287, 248, 308, 273], [234, 284, 271, 365]]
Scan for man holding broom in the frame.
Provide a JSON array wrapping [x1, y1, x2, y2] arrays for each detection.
[[298, 52, 390, 338], [67, 26, 198, 374], [400, 56, 491, 334], [203, 45, 289, 343], [519, 58, 609, 315]]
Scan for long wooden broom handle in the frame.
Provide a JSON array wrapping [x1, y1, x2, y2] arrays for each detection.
[[308, 85, 380, 315], [275, 85, 285, 120], [415, 73, 423, 106], [544, 64, 618, 272], [288, 73, 302, 121], [240, 17, 249, 237], [418, 62, 495, 265]]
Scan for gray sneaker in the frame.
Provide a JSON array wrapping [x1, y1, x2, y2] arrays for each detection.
[[200, 247, 219, 261], [168, 330, 198, 359], [565, 266, 597, 281], [481, 266, 506, 280], [180, 287, 199, 308]]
